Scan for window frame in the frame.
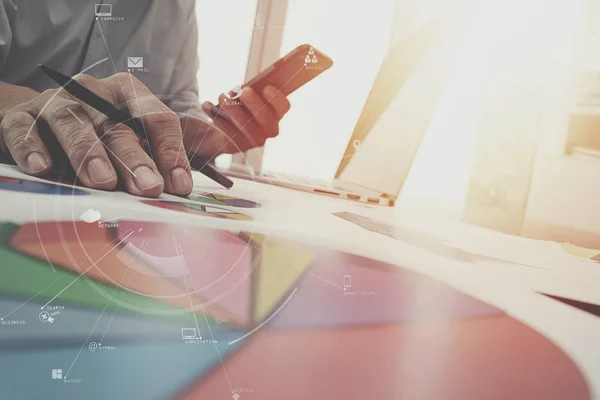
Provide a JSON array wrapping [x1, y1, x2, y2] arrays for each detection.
[[231, 0, 290, 173]]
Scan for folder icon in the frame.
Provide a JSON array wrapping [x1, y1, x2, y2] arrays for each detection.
[[127, 57, 143, 68]]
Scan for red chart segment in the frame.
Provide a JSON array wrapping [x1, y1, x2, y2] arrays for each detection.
[[176, 318, 590, 400], [268, 250, 503, 329], [118, 221, 255, 326], [9, 221, 206, 311]]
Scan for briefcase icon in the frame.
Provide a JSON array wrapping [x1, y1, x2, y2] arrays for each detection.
[[127, 57, 143, 68]]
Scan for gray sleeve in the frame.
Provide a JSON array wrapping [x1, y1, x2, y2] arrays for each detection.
[[0, 0, 16, 73], [165, 2, 210, 122]]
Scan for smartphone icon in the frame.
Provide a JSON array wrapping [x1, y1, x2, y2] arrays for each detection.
[[343, 275, 352, 288]]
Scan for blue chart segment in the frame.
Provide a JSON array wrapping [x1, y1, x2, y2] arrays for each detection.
[[0, 298, 198, 347], [0, 336, 243, 400]]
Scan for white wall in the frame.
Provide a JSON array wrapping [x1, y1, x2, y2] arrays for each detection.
[[525, 155, 600, 244], [523, 0, 600, 245]]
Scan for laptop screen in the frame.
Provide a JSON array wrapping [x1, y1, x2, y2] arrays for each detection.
[[335, 9, 460, 197]]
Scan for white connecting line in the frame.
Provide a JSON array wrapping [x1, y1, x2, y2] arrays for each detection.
[[64, 252, 135, 379], [1, 206, 133, 320], [24, 57, 108, 141], [227, 288, 298, 346], [307, 271, 344, 290], [99, 241, 145, 343], [174, 240, 235, 393], [40, 230, 134, 309]]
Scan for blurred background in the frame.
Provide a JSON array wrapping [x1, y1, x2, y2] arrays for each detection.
[[195, 0, 600, 246]]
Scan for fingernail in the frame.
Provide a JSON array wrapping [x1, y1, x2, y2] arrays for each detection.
[[171, 168, 192, 194], [133, 166, 162, 190], [26, 152, 49, 173], [210, 105, 221, 116], [241, 87, 253, 97], [87, 158, 115, 184]]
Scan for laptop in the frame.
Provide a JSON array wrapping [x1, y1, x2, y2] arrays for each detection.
[[226, 9, 459, 206]]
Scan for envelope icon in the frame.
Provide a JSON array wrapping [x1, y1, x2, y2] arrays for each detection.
[[127, 57, 143, 68]]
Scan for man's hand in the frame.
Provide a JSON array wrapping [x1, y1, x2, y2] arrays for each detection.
[[0, 73, 192, 197], [186, 85, 290, 158]]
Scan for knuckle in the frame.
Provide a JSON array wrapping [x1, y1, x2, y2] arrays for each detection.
[[104, 73, 134, 96], [117, 145, 143, 163], [112, 72, 137, 88], [40, 88, 60, 99], [49, 102, 80, 122], [4, 128, 24, 148], [145, 110, 180, 130], [7, 136, 38, 154], [283, 100, 291, 112], [252, 135, 267, 148], [74, 73, 95, 86], [268, 123, 280, 137], [96, 117, 119, 137], [101, 125, 138, 148], [241, 88, 259, 103], [64, 132, 97, 158], [108, 136, 144, 162], [1, 112, 33, 133], [13, 90, 56, 115], [158, 136, 183, 155], [114, 72, 132, 81]]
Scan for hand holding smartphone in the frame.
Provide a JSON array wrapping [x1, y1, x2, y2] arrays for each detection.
[[203, 44, 332, 154], [208, 44, 333, 120]]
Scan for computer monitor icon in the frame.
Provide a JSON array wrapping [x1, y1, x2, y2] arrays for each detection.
[[95, 4, 112, 17], [181, 328, 199, 340]]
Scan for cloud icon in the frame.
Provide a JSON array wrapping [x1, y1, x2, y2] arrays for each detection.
[[80, 209, 101, 224]]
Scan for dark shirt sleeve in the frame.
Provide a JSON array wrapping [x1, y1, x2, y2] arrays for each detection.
[[0, 0, 16, 73]]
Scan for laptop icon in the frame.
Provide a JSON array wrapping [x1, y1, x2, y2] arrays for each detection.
[[181, 328, 199, 340]]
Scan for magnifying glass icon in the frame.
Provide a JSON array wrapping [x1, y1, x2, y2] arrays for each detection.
[[39, 311, 54, 323]]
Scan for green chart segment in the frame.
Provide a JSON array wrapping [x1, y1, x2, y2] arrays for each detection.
[[0, 223, 213, 325], [185, 193, 227, 206]]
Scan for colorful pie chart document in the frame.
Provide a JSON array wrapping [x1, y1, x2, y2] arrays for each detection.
[[0, 161, 592, 400]]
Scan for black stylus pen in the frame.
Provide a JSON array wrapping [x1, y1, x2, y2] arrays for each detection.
[[38, 64, 233, 189]]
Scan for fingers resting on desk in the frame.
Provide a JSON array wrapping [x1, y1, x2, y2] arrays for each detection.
[[0, 72, 193, 197]]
